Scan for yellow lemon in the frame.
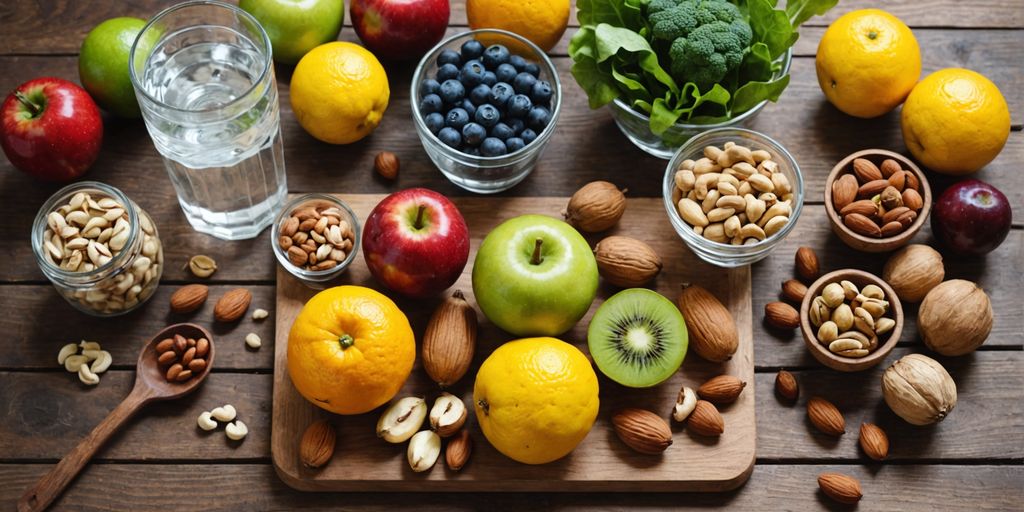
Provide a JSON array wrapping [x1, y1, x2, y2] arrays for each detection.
[[901, 68, 1011, 175], [473, 337, 599, 465], [816, 9, 920, 118], [467, 0, 570, 52], [290, 42, 389, 144]]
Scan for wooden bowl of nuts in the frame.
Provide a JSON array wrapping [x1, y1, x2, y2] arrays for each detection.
[[824, 149, 931, 253], [800, 269, 903, 372]]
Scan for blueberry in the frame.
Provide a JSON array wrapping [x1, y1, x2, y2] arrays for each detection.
[[445, 108, 470, 130], [523, 61, 541, 77], [436, 63, 459, 82], [480, 137, 508, 157], [424, 112, 445, 134], [419, 94, 443, 115], [469, 84, 491, 105], [531, 80, 553, 105], [488, 82, 514, 108], [508, 55, 527, 71], [460, 39, 485, 61], [507, 117, 525, 134], [460, 98, 477, 118], [495, 63, 517, 84], [520, 128, 538, 144], [513, 72, 537, 95], [490, 122, 514, 141], [437, 49, 461, 68], [482, 71, 497, 86], [458, 60, 486, 87], [482, 44, 510, 68], [475, 104, 500, 128], [439, 79, 466, 104], [438, 127, 462, 149], [527, 106, 551, 130], [506, 137, 526, 152], [462, 122, 487, 146], [507, 94, 533, 118], [418, 79, 440, 97]]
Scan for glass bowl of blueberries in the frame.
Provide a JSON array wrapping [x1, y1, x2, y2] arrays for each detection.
[[412, 29, 561, 193]]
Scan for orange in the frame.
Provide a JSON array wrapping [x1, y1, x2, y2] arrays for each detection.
[[467, 0, 570, 52], [815, 9, 920, 118], [290, 42, 389, 144], [287, 285, 414, 415], [901, 68, 1011, 175]]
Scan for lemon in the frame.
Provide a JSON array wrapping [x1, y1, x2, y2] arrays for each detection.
[[467, 0, 570, 52], [290, 42, 389, 144], [815, 9, 920, 118], [901, 68, 1011, 175], [473, 337, 599, 465]]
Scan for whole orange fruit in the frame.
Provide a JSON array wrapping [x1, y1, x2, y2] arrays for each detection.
[[467, 0, 570, 52], [287, 285, 415, 415]]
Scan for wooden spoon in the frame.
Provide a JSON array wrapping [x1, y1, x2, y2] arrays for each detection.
[[17, 323, 215, 512]]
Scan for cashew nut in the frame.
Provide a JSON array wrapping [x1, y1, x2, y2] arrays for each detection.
[[57, 343, 78, 365], [225, 420, 248, 441], [197, 411, 218, 431], [252, 308, 270, 320], [211, 405, 237, 422], [244, 333, 262, 349], [79, 340, 101, 351], [90, 350, 112, 374], [64, 354, 89, 373], [78, 364, 100, 386], [81, 349, 103, 361]]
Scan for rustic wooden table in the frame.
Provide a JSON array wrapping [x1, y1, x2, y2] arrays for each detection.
[[1, 1, 1021, 510]]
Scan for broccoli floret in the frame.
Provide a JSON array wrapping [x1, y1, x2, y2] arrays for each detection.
[[646, 0, 752, 88]]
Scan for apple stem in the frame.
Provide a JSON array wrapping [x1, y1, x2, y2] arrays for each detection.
[[13, 91, 42, 117], [530, 238, 544, 265], [414, 204, 426, 230]]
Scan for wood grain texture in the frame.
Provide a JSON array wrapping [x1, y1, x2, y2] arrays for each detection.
[[273, 196, 755, 492], [2, 463, 1022, 510]]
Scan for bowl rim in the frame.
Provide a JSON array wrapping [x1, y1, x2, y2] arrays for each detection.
[[270, 193, 361, 281], [409, 28, 562, 165], [799, 269, 904, 372], [824, 149, 932, 247]]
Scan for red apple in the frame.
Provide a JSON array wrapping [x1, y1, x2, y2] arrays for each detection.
[[350, 0, 450, 61], [931, 179, 1012, 256], [1, 77, 103, 182], [362, 188, 470, 297]]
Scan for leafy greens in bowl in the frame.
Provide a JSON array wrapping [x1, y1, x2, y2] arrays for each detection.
[[570, 0, 836, 138]]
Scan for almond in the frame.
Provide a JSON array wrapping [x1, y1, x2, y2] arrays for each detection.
[[880, 221, 904, 237], [213, 288, 252, 323], [612, 408, 673, 454], [781, 279, 808, 303], [902, 188, 923, 211], [775, 370, 799, 401], [859, 422, 889, 461], [858, 179, 890, 198], [299, 419, 336, 469], [879, 158, 901, 178], [888, 169, 907, 191], [676, 283, 738, 362], [445, 429, 472, 471], [852, 158, 882, 182], [374, 151, 399, 180], [686, 400, 724, 437], [765, 301, 800, 329], [844, 213, 882, 238], [594, 236, 663, 287], [697, 375, 746, 404], [818, 473, 863, 504], [807, 397, 845, 436], [882, 206, 911, 225], [422, 290, 478, 388], [895, 209, 918, 228], [831, 174, 858, 211], [795, 246, 819, 282], [839, 199, 878, 218], [169, 284, 208, 314], [905, 171, 920, 191]]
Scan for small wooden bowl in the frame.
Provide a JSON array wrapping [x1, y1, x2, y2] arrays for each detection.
[[800, 269, 903, 372], [824, 149, 932, 253]]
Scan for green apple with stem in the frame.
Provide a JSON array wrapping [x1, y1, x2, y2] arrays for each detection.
[[472, 214, 599, 337], [239, 0, 345, 65]]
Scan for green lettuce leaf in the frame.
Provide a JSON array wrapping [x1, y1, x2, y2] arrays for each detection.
[[786, 0, 840, 27], [732, 74, 791, 113]]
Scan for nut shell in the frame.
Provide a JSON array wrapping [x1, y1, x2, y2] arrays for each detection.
[[563, 181, 626, 233], [676, 283, 738, 362], [882, 244, 944, 302], [421, 290, 478, 387], [882, 354, 957, 425], [594, 236, 663, 287], [918, 279, 992, 356], [374, 151, 399, 180], [612, 408, 673, 454]]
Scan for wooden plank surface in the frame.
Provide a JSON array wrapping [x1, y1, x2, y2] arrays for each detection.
[[272, 196, 755, 492]]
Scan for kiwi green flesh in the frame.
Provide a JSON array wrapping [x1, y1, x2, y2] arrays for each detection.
[[587, 288, 688, 388]]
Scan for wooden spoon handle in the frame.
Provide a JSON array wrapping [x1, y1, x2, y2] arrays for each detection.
[[17, 386, 153, 512]]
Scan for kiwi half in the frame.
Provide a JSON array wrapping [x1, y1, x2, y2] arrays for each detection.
[[587, 288, 688, 388]]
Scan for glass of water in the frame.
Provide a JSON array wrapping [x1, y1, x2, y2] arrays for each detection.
[[129, 0, 287, 240]]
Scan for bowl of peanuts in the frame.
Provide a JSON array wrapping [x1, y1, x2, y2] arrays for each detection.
[[663, 127, 804, 267], [271, 194, 361, 288]]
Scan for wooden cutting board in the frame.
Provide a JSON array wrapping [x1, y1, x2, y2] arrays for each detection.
[[272, 194, 754, 492]]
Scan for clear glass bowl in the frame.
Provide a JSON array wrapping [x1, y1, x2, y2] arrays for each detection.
[[611, 49, 793, 160], [271, 194, 360, 289], [411, 29, 562, 193], [663, 128, 803, 267]]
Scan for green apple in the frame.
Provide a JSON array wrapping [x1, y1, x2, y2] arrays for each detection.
[[79, 17, 156, 118], [239, 0, 345, 65], [472, 215, 599, 337]]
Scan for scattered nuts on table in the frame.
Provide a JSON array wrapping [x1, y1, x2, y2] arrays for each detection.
[[188, 255, 217, 278], [445, 429, 472, 471], [197, 411, 218, 431], [225, 420, 248, 441], [155, 334, 208, 382], [244, 333, 262, 349], [210, 405, 237, 423], [57, 340, 112, 385], [808, 279, 894, 358], [377, 397, 427, 443], [672, 386, 698, 422], [563, 181, 627, 233], [794, 246, 819, 282], [807, 396, 846, 436], [169, 284, 209, 314], [214, 288, 252, 322], [78, 364, 100, 385], [196, 405, 246, 442], [300, 419, 336, 469], [671, 142, 794, 245], [775, 370, 799, 401], [407, 430, 441, 472], [833, 158, 923, 238], [278, 203, 356, 272], [252, 308, 270, 320], [764, 301, 800, 330], [428, 392, 467, 438], [374, 151, 399, 180]]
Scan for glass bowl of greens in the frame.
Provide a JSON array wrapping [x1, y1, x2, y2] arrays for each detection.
[[570, 0, 833, 159]]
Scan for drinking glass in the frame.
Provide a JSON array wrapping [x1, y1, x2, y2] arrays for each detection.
[[129, 0, 287, 240]]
